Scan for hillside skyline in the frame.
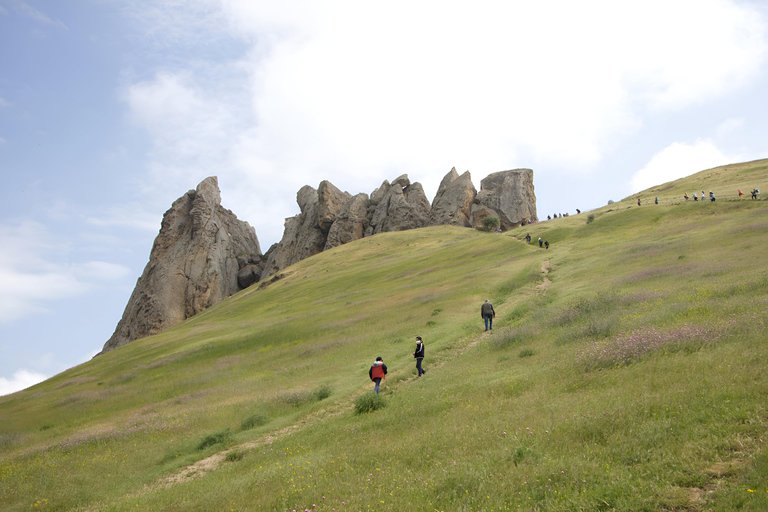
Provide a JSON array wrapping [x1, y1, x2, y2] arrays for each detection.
[[2, 1, 768, 394]]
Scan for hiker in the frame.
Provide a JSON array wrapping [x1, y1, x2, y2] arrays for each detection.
[[538, 237, 543, 248], [701, 191, 706, 203], [481, 299, 495, 331], [637, 198, 641, 206], [369, 357, 387, 394], [576, 208, 581, 214], [752, 188, 760, 199], [684, 193, 688, 201], [525, 233, 531, 244], [547, 215, 551, 220], [544, 241, 549, 249], [413, 336, 426, 377], [710, 191, 716, 202], [655, 197, 658, 204], [738, 189, 744, 199], [693, 192, 698, 201]]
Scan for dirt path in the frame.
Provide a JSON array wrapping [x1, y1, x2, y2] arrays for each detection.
[[537, 259, 551, 293], [144, 264, 555, 492]]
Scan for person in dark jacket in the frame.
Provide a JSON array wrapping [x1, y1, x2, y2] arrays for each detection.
[[481, 299, 495, 331], [413, 336, 426, 377], [369, 357, 387, 393]]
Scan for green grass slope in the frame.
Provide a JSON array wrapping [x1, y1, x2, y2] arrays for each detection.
[[2, 159, 767, 511]]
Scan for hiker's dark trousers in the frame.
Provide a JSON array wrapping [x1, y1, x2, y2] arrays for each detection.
[[416, 357, 425, 376], [484, 315, 493, 331]]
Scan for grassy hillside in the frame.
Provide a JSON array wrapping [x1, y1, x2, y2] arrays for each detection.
[[1, 159, 767, 511]]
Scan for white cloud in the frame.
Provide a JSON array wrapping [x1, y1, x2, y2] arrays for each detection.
[[0, 221, 132, 323], [0, 369, 48, 396], [121, 0, 767, 246], [10, 0, 68, 30], [715, 118, 745, 139], [631, 140, 734, 192]]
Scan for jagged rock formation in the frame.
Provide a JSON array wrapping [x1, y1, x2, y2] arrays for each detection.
[[365, 175, 431, 235], [429, 168, 477, 227], [471, 169, 537, 230], [325, 193, 370, 250], [99, 177, 261, 354], [103, 169, 537, 351]]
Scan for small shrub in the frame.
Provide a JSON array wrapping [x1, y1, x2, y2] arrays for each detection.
[[354, 392, 386, 414], [426, 320, 436, 327], [586, 213, 595, 224], [607, 199, 614, 204], [197, 428, 233, 450], [278, 391, 312, 408], [511, 447, 532, 466], [518, 348, 536, 358], [314, 384, 332, 401], [431, 308, 443, 316], [481, 216, 500, 232], [240, 414, 269, 430], [225, 450, 245, 462], [39, 423, 54, 431]]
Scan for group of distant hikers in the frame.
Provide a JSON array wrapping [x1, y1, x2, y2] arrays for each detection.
[[368, 300, 496, 393], [678, 188, 760, 203]]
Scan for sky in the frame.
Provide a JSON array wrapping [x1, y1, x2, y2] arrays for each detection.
[[1, 0, 767, 395]]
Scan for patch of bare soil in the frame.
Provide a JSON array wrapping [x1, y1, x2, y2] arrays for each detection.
[[536, 260, 551, 293]]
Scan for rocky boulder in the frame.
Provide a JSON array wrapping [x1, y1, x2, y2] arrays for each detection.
[[471, 169, 537, 230], [429, 167, 477, 227], [99, 176, 262, 354], [325, 193, 370, 250], [365, 174, 431, 235], [262, 185, 327, 278]]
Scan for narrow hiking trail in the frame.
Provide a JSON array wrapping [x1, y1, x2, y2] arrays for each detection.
[[136, 258, 557, 495]]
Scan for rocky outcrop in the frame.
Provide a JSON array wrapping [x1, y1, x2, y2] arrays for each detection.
[[471, 169, 537, 229], [262, 185, 327, 278], [325, 193, 370, 250], [429, 168, 477, 227], [365, 175, 431, 235], [99, 177, 261, 354]]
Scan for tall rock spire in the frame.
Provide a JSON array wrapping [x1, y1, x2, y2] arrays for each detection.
[[99, 177, 262, 354]]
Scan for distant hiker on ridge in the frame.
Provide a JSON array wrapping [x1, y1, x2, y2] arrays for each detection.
[[413, 336, 426, 377], [637, 198, 641, 206], [538, 237, 543, 248], [525, 233, 531, 244], [545, 241, 549, 249], [369, 357, 387, 394], [481, 299, 496, 332]]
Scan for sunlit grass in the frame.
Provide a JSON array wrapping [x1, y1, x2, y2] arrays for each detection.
[[1, 159, 768, 511]]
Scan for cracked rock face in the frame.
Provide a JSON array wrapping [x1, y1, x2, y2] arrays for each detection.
[[472, 169, 537, 229], [99, 176, 261, 354], [429, 167, 477, 227]]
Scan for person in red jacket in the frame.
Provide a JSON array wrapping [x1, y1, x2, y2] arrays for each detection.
[[369, 357, 388, 394]]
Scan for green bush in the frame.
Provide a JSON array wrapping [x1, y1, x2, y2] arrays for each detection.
[[586, 213, 595, 224], [354, 392, 386, 414], [225, 450, 245, 462], [240, 414, 269, 431], [314, 384, 333, 401], [518, 348, 536, 358], [481, 216, 500, 232], [197, 428, 233, 450]]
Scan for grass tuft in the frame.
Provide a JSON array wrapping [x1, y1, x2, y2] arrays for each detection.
[[197, 429, 233, 450], [354, 392, 386, 414]]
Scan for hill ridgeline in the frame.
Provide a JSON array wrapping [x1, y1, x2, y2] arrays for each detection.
[[100, 168, 537, 354]]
